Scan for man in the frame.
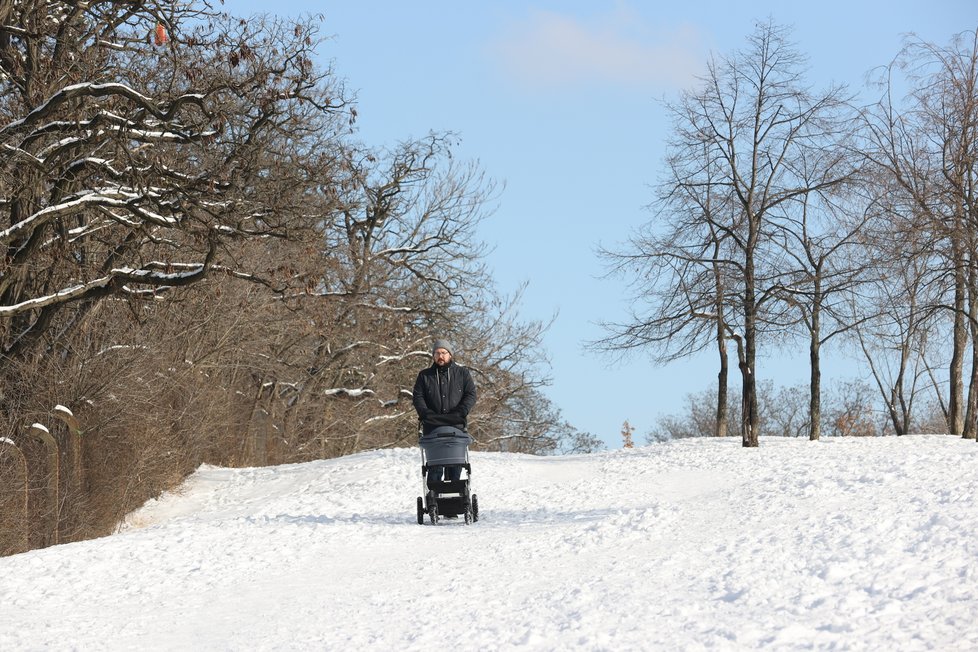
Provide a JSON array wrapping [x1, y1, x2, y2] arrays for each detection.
[[413, 338, 476, 485]]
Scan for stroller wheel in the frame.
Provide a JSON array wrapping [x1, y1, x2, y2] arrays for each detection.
[[416, 496, 424, 525], [463, 487, 473, 524], [426, 491, 439, 525], [472, 494, 479, 522]]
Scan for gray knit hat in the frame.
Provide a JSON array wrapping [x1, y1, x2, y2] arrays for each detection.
[[431, 338, 453, 356]]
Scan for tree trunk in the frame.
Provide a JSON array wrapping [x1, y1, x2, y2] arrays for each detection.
[[739, 356, 756, 447], [949, 242, 967, 435], [715, 272, 729, 438], [742, 246, 759, 447], [809, 335, 821, 441], [965, 259, 978, 439], [739, 339, 758, 447], [809, 279, 822, 441], [716, 337, 728, 438], [892, 340, 910, 436], [965, 345, 978, 440]]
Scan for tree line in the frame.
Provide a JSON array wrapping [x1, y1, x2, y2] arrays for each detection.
[[0, 1, 598, 556], [600, 21, 978, 447]]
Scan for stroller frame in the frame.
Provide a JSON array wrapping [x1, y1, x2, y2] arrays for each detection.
[[416, 426, 479, 525]]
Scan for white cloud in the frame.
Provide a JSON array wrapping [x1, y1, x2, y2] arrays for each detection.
[[489, 6, 706, 92]]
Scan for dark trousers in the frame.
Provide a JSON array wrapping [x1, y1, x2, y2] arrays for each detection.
[[427, 464, 462, 488]]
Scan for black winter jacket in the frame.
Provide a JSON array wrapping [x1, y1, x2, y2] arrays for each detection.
[[412, 361, 477, 435]]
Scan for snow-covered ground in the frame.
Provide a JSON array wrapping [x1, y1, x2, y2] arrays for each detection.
[[2, 436, 977, 650]]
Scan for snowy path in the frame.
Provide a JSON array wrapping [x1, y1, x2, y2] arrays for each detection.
[[2, 436, 977, 650]]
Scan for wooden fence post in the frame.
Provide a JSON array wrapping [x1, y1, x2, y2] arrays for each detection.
[[53, 405, 83, 496], [0, 437, 29, 554], [28, 423, 60, 546]]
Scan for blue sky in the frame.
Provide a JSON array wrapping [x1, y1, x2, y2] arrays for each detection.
[[236, 1, 974, 447]]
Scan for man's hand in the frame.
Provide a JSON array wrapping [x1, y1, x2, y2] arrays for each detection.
[[425, 411, 465, 428]]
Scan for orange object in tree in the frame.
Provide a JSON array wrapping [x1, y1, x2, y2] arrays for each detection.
[[154, 22, 167, 46]]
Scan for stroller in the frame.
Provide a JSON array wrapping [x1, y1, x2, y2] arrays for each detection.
[[416, 426, 479, 525]]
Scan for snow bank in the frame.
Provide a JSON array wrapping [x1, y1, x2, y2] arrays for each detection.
[[1, 436, 976, 650]]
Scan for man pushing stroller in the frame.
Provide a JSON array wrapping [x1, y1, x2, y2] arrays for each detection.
[[412, 338, 476, 486]]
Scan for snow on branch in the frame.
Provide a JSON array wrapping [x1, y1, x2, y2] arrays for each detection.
[[1, 143, 43, 167], [323, 388, 375, 398], [0, 278, 113, 315], [0, 191, 185, 245], [0, 254, 213, 316], [0, 83, 209, 141], [112, 265, 206, 282], [364, 411, 409, 424], [378, 351, 431, 365]]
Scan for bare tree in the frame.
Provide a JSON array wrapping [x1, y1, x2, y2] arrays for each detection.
[[598, 132, 742, 438], [645, 378, 884, 442], [645, 387, 730, 442], [772, 179, 870, 440], [822, 379, 882, 437], [0, 2, 356, 549], [0, 2, 349, 362], [861, 29, 978, 437], [851, 243, 937, 436], [603, 21, 853, 447], [217, 133, 576, 458], [266, 134, 501, 454], [597, 220, 739, 437], [458, 287, 571, 453]]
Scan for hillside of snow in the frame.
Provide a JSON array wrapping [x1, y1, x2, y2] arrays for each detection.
[[2, 436, 977, 650]]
